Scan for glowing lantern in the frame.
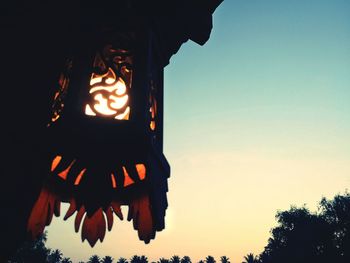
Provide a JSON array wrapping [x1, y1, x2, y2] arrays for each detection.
[[27, 29, 170, 246]]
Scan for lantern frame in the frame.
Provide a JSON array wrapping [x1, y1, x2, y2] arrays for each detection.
[[48, 28, 165, 162], [41, 26, 170, 224]]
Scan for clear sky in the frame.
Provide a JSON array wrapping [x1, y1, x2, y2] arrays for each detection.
[[46, 1, 350, 262]]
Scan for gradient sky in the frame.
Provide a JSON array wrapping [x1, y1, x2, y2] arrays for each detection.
[[46, 1, 350, 262]]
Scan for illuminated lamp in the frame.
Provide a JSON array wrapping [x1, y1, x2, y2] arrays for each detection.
[[27, 28, 170, 246]]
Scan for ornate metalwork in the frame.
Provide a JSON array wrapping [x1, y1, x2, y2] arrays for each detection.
[[85, 45, 133, 120], [49, 59, 72, 125], [30, 32, 170, 248]]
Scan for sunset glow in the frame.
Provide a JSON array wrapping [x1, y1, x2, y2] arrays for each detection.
[[46, 1, 350, 262]]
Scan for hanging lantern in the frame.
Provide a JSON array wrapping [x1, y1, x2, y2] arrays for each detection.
[[27, 27, 170, 246]]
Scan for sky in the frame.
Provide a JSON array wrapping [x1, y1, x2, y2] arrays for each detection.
[[46, 1, 350, 262]]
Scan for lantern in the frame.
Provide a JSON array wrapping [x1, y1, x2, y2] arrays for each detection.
[[27, 27, 170, 246]]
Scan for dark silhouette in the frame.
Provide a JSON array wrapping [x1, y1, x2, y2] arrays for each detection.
[[180, 256, 192, 263], [158, 258, 170, 263], [246, 192, 350, 263], [170, 256, 180, 263], [130, 255, 142, 263], [8, 232, 50, 263], [48, 249, 63, 263], [219, 256, 230, 263], [1, 0, 223, 260], [205, 256, 216, 263], [320, 193, 350, 262], [117, 257, 128, 263], [88, 255, 101, 263], [8, 238, 230, 263], [102, 256, 114, 263], [140, 256, 149, 263], [61, 258, 73, 263], [241, 253, 258, 263]]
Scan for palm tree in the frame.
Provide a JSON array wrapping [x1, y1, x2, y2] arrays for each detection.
[[48, 249, 63, 263], [205, 256, 216, 263], [139, 255, 148, 263], [61, 257, 73, 263], [181, 256, 192, 263], [158, 257, 170, 263], [220, 256, 230, 263], [130, 255, 141, 263], [9, 231, 50, 263], [88, 255, 101, 263], [242, 253, 258, 263], [117, 257, 128, 263], [102, 256, 114, 263], [170, 255, 180, 263]]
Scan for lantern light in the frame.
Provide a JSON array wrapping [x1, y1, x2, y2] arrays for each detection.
[[28, 27, 170, 246]]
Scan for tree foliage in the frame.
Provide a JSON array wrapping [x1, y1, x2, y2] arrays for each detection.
[[117, 257, 128, 263], [170, 255, 180, 263], [88, 255, 101, 263], [102, 256, 114, 263], [242, 253, 258, 263], [8, 232, 50, 263], [219, 256, 229, 263], [205, 255, 215, 263], [248, 192, 350, 263], [180, 256, 191, 263], [130, 255, 142, 263], [61, 258, 72, 263], [158, 258, 170, 263], [48, 249, 63, 263]]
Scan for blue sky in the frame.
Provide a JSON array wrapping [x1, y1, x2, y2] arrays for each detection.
[[46, 1, 350, 262]]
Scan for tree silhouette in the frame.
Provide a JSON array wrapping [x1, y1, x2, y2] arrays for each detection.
[[242, 253, 258, 263], [117, 257, 128, 263], [48, 249, 63, 263], [139, 255, 148, 263], [130, 255, 142, 263], [180, 256, 192, 263], [220, 256, 230, 263], [170, 255, 180, 263], [8, 232, 50, 263], [102, 256, 114, 263], [158, 257, 170, 263], [61, 257, 73, 263], [320, 192, 350, 262], [88, 255, 101, 263], [205, 256, 216, 263], [260, 206, 333, 263], [251, 192, 350, 263]]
